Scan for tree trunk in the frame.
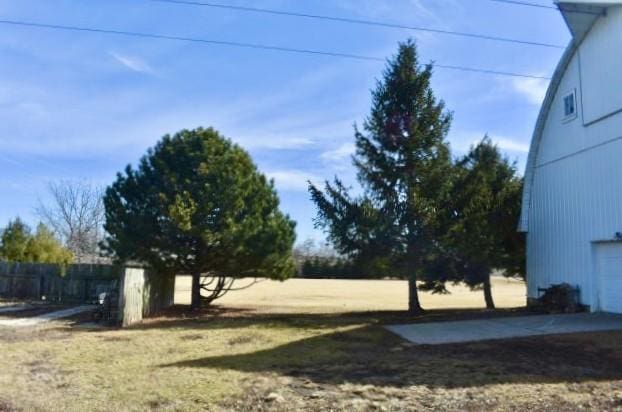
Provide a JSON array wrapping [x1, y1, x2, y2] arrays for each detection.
[[408, 278, 423, 314], [483, 274, 495, 309], [191, 272, 202, 311]]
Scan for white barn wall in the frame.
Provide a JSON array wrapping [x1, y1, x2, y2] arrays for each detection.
[[580, 6, 622, 125], [528, 140, 622, 304], [526, 5, 622, 309]]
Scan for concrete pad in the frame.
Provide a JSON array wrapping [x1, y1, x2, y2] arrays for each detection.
[[0, 305, 95, 327], [386, 313, 622, 345]]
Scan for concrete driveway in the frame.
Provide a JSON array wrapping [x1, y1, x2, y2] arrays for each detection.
[[0, 305, 94, 327], [386, 313, 622, 345]]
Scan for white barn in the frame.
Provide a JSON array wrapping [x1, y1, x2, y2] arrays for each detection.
[[520, 0, 622, 313]]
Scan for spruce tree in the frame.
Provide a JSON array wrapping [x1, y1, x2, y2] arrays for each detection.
[[310, 40, 453, 313], [448, 137, 524, 308]]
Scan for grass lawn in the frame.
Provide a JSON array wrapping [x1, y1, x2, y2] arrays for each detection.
[[1, 278, 621, 411]]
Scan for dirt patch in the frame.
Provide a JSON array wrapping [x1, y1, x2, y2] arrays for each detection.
[[146, 398, 183, 411], [100, 335, 131, 342], [18, 352, 73, 396], [180, 333, 206, 341], [0, 399, 19, 412], [228, 333, 269, 346]]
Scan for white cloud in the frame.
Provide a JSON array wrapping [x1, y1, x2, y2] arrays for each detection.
[[0, 47, 368, 160], [335, 0, 462, 30], [236, 135, 315, 150], [407, 0, 450, 29], [109, 52, 154, 74], [451, 131, 529, 154], [321, 143, 355, 162], [265, 170, 321, 192], [512, 77, 550, 105], [493, 136, 530, 153]]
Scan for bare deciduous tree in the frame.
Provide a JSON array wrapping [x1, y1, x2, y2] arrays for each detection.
[[36, 180, 105, 263]]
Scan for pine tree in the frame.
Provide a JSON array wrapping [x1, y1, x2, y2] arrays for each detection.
[[103, 127, 297, 310], [309, 40, 453, 313]]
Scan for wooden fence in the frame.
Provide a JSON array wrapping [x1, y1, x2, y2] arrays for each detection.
[[0, 262, 119, 303], [0, 262, 174, 326]]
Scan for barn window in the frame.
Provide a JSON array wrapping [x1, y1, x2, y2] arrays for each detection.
[[562, 90, 577, 121]]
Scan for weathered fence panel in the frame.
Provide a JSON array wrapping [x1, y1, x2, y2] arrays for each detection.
[[0, 262, 174, 327], [143, 270, 175, 317], [0, 262, 119, 303], [115, 268, 176, 326], [118, 268, 145, 327]]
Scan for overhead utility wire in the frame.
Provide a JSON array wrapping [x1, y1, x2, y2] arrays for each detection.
[[0, 19, 552, 80], [487, 0, 557, 10], [148, 0, 565, 49]]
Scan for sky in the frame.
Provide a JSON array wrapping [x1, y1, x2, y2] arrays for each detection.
[[0, 0, 571, 244]]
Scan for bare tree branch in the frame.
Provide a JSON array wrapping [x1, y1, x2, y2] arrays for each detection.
[[36, 180, 105, 263], [226, 278, 266, 291]]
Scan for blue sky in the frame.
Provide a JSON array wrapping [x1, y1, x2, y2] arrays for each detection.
[[0, 0, 570, 243]]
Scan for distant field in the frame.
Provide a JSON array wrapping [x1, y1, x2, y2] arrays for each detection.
[[174, 276, 526, 312]]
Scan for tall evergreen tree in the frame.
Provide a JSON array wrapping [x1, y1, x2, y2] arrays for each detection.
[[447, 137, 524, 308], [309, 40, 453, 313]]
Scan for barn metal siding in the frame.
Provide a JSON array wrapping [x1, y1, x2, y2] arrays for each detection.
[[579, 6, 622, 125], [527, 5, 622, 310], [528, 140, 622, 304]]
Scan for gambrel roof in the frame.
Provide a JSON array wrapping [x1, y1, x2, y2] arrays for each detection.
[[518, 1, 620, 232]]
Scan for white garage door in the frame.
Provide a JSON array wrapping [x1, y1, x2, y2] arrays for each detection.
[[597, 243, 622, 313]]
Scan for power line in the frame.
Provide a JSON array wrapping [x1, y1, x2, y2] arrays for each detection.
[[431, 63, 547, 79], [487, 0, 557, 10], [147, 0, 565, 49], [0, 18, 552, 80]]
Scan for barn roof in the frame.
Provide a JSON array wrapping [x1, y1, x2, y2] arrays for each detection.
[[558, 1, 613, 40], [518, 1, 621, 232]]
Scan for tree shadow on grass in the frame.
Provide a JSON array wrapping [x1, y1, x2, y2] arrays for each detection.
[[64, 305, 537, 339], [117, 305, 534, 332], [159, 322, 622, 389], [58, 304, 622, 388]]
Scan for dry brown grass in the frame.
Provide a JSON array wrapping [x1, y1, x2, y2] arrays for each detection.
[[1, 278, 621, 411]]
